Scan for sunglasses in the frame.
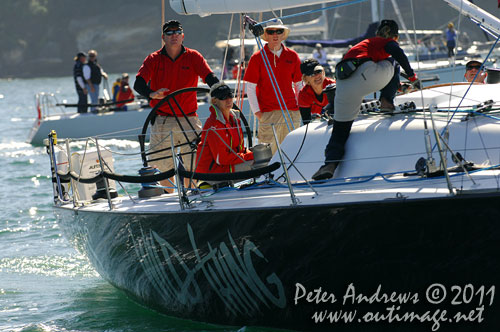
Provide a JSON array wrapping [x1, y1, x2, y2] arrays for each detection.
[[216, 93, 234, 100], [164, 29, 183, 36], [307, 69, 324, 77], [466, 65, 482, 71], [265, 29, 284, 35]]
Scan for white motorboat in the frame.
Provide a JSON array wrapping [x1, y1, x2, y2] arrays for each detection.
[[28, 83, 250, 146], [27, 93, 152, 145], [47, 0, 500, 330]]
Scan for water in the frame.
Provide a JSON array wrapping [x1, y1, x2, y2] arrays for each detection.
[[0, 76, 276, 332]]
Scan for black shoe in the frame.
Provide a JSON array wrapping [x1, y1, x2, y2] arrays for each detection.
[[379, 97, 395, 112], [312, 163, 338, 180]]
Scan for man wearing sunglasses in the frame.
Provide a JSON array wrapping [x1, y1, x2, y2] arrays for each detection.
[[134, 20, 219, 192], [244, 19, 303, 155], [464, 60, 487, 83]]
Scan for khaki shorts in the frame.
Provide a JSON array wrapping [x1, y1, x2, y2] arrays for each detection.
[[149, 115, 202, 172], [258, 110, 301, 155]]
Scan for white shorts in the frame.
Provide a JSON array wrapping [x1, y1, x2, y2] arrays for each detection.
[[334, 60, 394, 122]]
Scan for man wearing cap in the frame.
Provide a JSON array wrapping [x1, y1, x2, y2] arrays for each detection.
[[195, 81, 254, 177], [298, 58, 336, 124], [312, 19, 420, 180], [244, 19, 303, 155], [83, 49, 108, 112], [134, 20, 219, 192], [464, 60, 487, 83], [73, 52, 88, 113]]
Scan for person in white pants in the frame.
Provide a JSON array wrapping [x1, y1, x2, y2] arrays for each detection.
[[312, 20, 421, 181]]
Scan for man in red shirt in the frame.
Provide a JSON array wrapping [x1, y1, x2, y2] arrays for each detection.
[[244, 20, 303, 155], [134, 20, 219, 192]]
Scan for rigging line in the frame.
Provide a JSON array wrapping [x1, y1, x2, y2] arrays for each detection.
[[409, 0, 434, 167], [236, 15, 249, 126], [470, 116, 498, 191], [276, 122, 309, 181], [424, 87, 486, 104], [255, 36, 292, 127], [220, 13, 234, 81], [254, 37, 293, 132], [256, 0, 368, 27], [446, 0, 465, 122], [472, 19, 500, 39]]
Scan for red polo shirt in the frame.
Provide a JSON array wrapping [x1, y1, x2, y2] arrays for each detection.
[[343, 36, 393, 62], [136, 46, 213, 116], [298, 77, 335, 115], [243, 44, 302, 113]]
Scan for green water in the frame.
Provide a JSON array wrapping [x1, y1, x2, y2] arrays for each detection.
[[0, 77, 283, 332]]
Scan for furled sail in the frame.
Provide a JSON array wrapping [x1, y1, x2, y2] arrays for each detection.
[[169, 0, 341, 16]]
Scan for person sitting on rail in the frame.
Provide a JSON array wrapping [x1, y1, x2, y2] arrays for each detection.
[[194, 82, 254, 178]]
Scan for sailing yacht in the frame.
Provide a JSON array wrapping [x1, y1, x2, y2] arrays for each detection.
[[47, 0, 500, 330]]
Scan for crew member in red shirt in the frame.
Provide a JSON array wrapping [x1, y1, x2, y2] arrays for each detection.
[[115, 73, 135, 110], [195, 82, 254, 178], [312, 19, 421, 180], [134, 20, 219, 192], [298, 58, 336, 124], [244, 19, 303, 155]]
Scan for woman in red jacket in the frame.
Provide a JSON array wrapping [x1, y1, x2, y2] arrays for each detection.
[[195, 82, 254, 175]]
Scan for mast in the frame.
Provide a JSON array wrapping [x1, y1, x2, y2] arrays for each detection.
[[390, 0, 415, 49], [370, 0, 379, 22], [321, 3, 329, 39]]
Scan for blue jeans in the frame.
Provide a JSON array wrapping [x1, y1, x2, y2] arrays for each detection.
[[86, 83, 100, 111]]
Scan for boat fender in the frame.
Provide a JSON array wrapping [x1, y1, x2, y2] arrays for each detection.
[[138, 167, 164, 198]]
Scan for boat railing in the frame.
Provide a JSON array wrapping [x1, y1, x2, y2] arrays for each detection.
[[35, 92, 67, 119], [47, 132, 283, 210]]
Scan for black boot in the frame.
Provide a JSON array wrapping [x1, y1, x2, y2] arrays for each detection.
[[312, 120, 353, 180], [312, 162, 338, 180]]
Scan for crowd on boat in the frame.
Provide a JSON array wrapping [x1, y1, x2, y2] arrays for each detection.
[[71, 17, 490, 190], [73, 50, 135, 113]]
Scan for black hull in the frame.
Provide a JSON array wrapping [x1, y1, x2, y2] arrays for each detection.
[[55, 193, 500, 331]]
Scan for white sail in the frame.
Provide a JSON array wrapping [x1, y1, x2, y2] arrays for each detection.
[[169, 0, 341, 16]]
